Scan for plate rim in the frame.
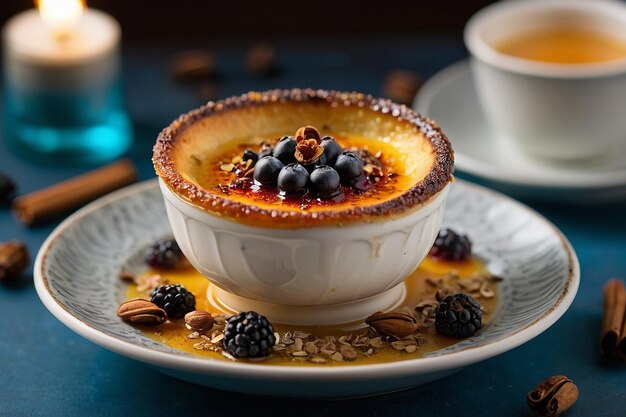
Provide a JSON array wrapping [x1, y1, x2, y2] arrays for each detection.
[[415, 59, 626, 190], [34, 178, 579, 380]]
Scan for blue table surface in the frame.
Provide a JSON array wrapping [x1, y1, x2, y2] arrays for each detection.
[[1, 37, 625, 417]]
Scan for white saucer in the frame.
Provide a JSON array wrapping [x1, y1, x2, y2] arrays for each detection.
[[415, 60, 626, 202], [34, 179, 578, 398]]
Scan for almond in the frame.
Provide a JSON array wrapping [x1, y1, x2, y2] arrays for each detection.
[[365, 311, 419, 339], [117, 298, 166, 326], [184, 310, 214, 332]]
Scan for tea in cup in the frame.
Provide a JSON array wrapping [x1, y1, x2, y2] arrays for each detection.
[[465, 0, 626, 161]]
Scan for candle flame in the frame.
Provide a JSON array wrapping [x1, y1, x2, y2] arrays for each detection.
[[36, 0, 85, 39]]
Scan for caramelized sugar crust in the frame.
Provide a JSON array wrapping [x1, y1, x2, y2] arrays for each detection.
[[153, 89, 454, 228]]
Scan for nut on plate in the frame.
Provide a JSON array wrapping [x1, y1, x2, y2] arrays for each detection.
[[0, 241, 29, 282], [365, 311, 419, 339], [184, 310, 214, 332], [382, 69, 422, 105], [117, 298, 167, 326], [527, 375, 578, 416]]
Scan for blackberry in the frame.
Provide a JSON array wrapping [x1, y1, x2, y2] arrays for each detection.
[[429, 228, 472, 261], [223, 311, 276, 358], [145, 239, 184, 269], [0, 173, 17, 206], [435, 293, 482, 338], [150, 284, 196, 318]]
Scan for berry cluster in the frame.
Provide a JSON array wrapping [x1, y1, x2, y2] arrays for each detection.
[[145, 239, 185, 269], [150, 284, 196, 319], [231, 126, 366, 199], [429, 228, 472, 262], [435, 293, 482, 338], [223, 311, 276, 358]]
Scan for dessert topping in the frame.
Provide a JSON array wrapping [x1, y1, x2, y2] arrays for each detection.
[[294, 125, 324, 166], [320, 136, 343, 166], [0, 241, 29, 283], [184, 310, 214, 332], [429, 228, 472, 262], [242, 149, 259, 164], [295, 140, 325, 166], [334, 152, 364, 183], [435, 293, 482, 338], [309, 166, 341, 197], [365, 311, 419, 339], [150, 284, 196, 319], [223, 311, 276, 358], [277, 163, 309, 194], [117, 298, 167, 326], [272, 136, 297, 165], [527, 375, 578, 417], [145, 239, 185, 269], [215, 125, 395, 203], [253, 156, 285, 185], [295, 125, 322, 144]]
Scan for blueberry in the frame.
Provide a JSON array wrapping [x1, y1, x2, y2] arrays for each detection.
[[277, 163, 309, 194], [310, 166, 341, 197], [242, 149, 259, 164], [334, 152, 364, 183], [320, 136, 342, 166], [272, 136, 297, 164], [253, 156, 284, 185]]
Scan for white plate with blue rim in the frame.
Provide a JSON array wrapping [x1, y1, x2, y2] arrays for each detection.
[[34, 178, 578, 398], [415, 60, 626, 202]]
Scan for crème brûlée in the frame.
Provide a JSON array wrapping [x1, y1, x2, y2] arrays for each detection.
[[153, 89, 454, 228]]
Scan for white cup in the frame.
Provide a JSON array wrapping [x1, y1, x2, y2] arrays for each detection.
[[464, 0, 626, 161]]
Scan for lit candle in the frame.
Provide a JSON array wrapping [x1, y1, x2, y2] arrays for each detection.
[[2, 0, 131, 164]]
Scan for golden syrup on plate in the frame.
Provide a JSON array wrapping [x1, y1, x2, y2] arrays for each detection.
[[126, 256, 498, 366]]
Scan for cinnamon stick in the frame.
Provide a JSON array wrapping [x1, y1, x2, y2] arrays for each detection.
[[600, 278, 626, 358], [620, 293, 626, 361], [0, 241, 29, 282], [12, 159, 137, 226]]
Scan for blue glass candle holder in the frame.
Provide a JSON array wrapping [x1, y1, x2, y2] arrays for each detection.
[[3, 74, 132, 164], [2, 9, 132, 165]]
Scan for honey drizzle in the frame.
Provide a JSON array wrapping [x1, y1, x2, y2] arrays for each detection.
[[126, 257, 498, 366]]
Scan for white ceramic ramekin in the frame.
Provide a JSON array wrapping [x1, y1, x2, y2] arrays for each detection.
[[160, 179, 451, 324], [465, 0, 626, 161], [153, 90, 454, 324]]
